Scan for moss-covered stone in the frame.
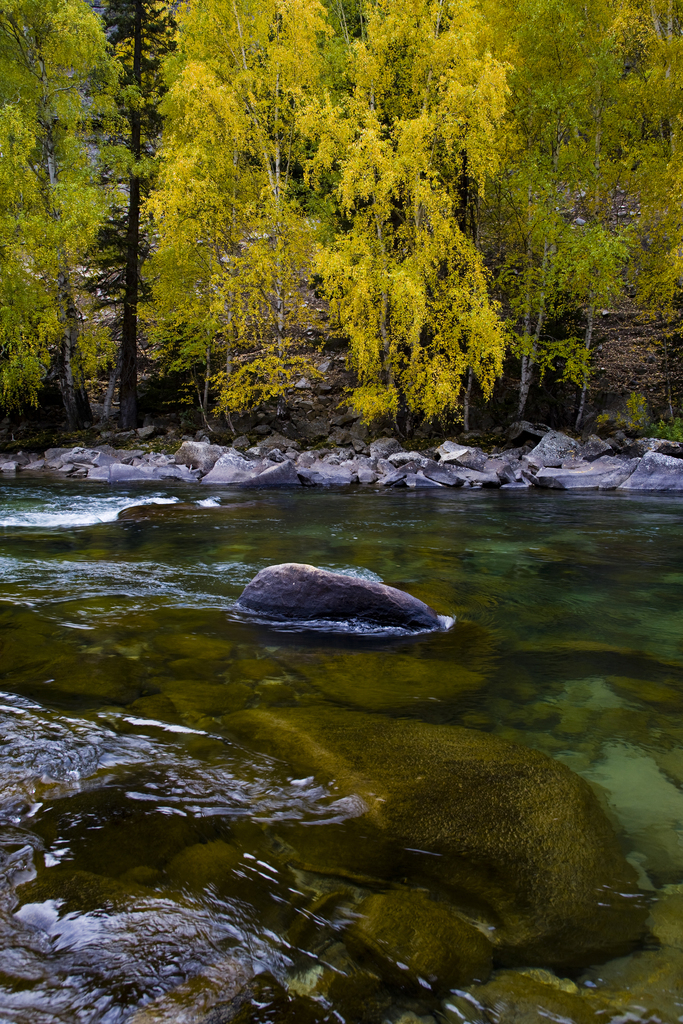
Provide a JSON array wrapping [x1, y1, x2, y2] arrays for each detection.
[[580, 948, 683, 1023], [287, 940, 386, 1020], [225, 706, 646, 969], [346, 889, 492, 991], [166, 840, 241, 891], [648, 892, 683, 949], [459, 969, 612, 1024]]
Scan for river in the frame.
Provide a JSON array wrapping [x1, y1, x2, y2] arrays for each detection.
[[1, 480, 682, 1023]]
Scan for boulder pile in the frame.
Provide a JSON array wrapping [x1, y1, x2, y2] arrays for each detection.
[[3, 429, 683, 491]]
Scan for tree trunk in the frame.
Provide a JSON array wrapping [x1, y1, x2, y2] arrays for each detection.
[[517, 239, 550, 420], [56, 269, 92, 430], [203, 345, 212, 419], [119, 0, 143, 430], [103, 347, 122, 422], [463, 367, 474, 432], [517, 310, 544, 420], [575, 302, 595, 432], [43, 112, 91, 430]]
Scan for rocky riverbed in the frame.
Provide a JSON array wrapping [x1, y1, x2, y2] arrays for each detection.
[[4, 422, 683, 492]]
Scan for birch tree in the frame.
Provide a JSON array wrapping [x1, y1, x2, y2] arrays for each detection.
[[0, 0, 116, 427], [146, 0, 329, 421], [314, 0, 508, 432]]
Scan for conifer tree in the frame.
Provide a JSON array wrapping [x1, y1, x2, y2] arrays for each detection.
[[98, 0, 175, 429]]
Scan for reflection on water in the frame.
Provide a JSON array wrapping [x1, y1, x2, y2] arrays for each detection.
[[1, 479, 683, 1022]]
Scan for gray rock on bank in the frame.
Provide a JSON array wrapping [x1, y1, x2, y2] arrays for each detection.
[[108, 463, 198, 484], [236, 562, 445, 631], [617, 450, 683, 491], [7, 431, 683, 492], [201, 449, 301, 488], [528, 429, 582, 467], [534, 456, 639, 491], [174, 439, 224, 475]]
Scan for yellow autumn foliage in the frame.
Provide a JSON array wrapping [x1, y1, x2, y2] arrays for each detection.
[[312, 0, 509, 424], [145, 0, 330, 416]]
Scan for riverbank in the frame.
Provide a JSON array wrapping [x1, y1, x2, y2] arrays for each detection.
[[3, 425, 683, 492]]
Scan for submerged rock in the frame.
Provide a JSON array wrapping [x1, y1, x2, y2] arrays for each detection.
[[347, 889, 492, 991], [225, 706, 647, 970], [649, 891, 683, 949], [455, 968, 613, 1024], [580, 947, 683, 1023], [287, 941, 386, 1021], [236, 563, 443, 631], [127, 958, 254, 1023]]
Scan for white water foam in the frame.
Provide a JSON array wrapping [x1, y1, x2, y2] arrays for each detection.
[[230, 608, 454, 637], [0, 495, 179, 529]]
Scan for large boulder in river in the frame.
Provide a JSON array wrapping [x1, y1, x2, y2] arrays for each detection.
[[225, 707, 646, 970], [236, 563, 443, 631]]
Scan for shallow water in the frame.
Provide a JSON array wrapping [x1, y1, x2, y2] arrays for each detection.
[[1, 480, 683, 1022]]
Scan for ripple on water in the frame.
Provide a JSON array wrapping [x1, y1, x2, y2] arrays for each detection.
[[0, 691, 369, 1023]]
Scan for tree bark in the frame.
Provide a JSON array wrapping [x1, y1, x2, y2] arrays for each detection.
[[44, 115, 92, 430], [119, 0, 143, 430], [517, 239, 549, 420], [56, 270, 90, 429], [463, 367, 474, 432], [575, 302, 595, 432], [103, 347, 122, 422]]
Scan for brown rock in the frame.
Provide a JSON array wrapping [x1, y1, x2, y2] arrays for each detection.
[[225, 707, 647, 969], [347, 889, 492, 991]]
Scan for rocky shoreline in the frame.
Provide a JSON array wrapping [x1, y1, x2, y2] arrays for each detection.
[[3, 421, 683, 492]]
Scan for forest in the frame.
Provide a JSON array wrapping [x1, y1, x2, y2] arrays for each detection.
[[1, 0, 682, 443]]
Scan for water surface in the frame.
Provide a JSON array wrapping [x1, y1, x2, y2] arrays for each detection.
[[1, 480, 682, 1022]]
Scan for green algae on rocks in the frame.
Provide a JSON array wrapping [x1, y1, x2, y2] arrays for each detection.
[[346, 889, 492, 991], [225, 706, 647, 970]]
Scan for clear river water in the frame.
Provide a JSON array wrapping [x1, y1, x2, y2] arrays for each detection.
[[1, 480, 683, 1024]]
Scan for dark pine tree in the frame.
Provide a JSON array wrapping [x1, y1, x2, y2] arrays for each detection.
[[97, 0, 175, 429]]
